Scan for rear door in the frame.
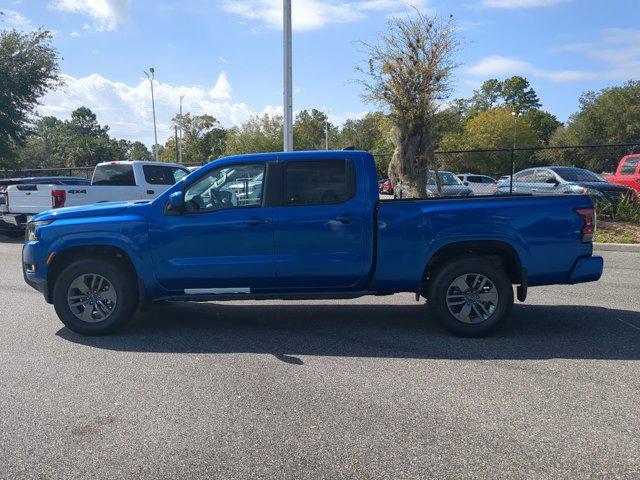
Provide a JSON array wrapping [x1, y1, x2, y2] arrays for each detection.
[[531, 169, 563, 195], [272, 156, 369, 288]]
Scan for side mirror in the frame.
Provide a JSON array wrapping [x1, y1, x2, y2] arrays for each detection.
[[463, 181, 469, 186], [546, 178, 560, 185], [166, 191, 184, 214]]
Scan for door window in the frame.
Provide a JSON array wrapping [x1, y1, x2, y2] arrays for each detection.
[[184, 164, 264, 213], [284, 160, 355, 206], [513, 170, 535, 182]]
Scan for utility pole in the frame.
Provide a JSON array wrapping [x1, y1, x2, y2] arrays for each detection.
[[144, 67, 159, 161], [510, 111, 520, 195], [174, 125, 179, 163], [178, 94, 184, 163], [283, 0, 293, 152]]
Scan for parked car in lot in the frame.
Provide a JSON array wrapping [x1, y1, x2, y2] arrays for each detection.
[[495, 166, 636, 203], [3, 161, 188, 230], [603, 154, 640, 192], [1, 177, 90, 236], [456, 174, 497, 195], [426, 170, 473, 197], [23, 150, 603, 338]]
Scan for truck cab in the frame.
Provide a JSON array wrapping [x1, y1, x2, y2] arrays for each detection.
[[603, 154, 640, 192]]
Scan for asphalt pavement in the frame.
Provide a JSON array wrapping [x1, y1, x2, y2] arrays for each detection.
[[0, 238, 639, 479]]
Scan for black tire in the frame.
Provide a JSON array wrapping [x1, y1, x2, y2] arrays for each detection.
[[427, 256, 514, 337], [52, 258, 138, 335]]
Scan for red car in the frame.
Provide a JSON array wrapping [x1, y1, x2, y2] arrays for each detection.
[[603, 154, 640, 192]]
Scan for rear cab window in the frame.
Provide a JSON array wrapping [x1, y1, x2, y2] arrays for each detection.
[[284, 159, 355, 206], [92, 164, 136, 186], [620, 156, 640, 175], [143, 165, 189, 185]]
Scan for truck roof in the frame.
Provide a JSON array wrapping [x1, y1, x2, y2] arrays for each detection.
[[95, 160, 187, 168]]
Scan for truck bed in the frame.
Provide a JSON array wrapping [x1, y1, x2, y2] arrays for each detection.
[[374, 194, 595, 291]]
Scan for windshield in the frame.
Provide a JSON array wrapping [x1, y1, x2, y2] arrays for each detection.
[[427, 171, 463, 186], [551, 167, 606, 183]]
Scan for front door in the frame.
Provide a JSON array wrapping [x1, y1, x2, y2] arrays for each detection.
[[272, 157, 369, 289], [149, 162, 275, 291]]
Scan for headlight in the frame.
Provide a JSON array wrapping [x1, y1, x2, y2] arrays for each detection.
[[25, 220, 53, 242]]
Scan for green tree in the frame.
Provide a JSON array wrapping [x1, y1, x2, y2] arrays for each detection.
[[520, 109, 562, 145], [501, 76, 541, 114], [129, 141, 152, 161], [293, 109, 331, 150], [468, 76, 541, 117], [224, 114, 283, 155], [468, 79, 502, 116], [18, 116, 65, 168], [359, 12, 460, 197], [0, 29, 61, 166], [439, 108, 539, 175], [172, 113, 227, 163]]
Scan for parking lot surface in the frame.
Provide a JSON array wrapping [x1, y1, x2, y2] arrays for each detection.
[[1, 238, 639, 479]]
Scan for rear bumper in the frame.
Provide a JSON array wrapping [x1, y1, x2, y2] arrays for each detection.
[[567, 255, 603, 284], [1, 214, 28, 231]]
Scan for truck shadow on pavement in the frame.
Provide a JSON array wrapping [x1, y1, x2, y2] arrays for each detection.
[[56, 302, 640, 363]]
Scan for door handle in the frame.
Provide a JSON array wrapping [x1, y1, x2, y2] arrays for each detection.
[[244, 217, 269, 226], [334, 215, 357, 224], [147, 190, 155, 195]]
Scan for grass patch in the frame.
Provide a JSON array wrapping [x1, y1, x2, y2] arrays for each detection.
[[596, 220, 640, 244]]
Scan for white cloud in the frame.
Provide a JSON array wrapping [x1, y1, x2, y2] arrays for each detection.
[[50, 0, 130, 31], [220, 0, 430, 32], [0, 10, 33, 30], [39, 73, 276, 146], [467, 29, 640, 84], [480, 0, 569, 8], [467, 55, 598, 83], [209, 72, 232, 100]]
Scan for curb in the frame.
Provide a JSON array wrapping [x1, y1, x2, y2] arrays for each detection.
[[593, 242, 640, 253]]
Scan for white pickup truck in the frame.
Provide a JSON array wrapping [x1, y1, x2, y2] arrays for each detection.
[[3, 161, 189, 229]]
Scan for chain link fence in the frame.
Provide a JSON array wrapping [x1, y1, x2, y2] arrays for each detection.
[[374, 142, 640, 198]]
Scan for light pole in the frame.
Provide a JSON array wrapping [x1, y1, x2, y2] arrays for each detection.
[[178, 93, 184, 163], [144, 68, 159, 161], [510, 111, 521, 194], [283, 0, 293, 152]]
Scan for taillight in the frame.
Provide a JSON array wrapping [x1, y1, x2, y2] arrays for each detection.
[[52, 189, 66, 209], [4, 190, 8, 210], [575, 207, 595, 243]]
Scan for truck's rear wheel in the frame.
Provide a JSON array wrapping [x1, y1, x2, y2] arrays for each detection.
[[53, 258, 137, 335], [428, 256, 513, 337]]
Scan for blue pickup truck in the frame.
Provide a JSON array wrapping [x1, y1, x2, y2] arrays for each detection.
[[22, 151, 603, 337]]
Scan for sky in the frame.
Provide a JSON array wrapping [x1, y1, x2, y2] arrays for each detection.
[[1, 0, 639, 146]]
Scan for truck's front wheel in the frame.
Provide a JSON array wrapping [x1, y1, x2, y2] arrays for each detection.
[[52, 258, 138, 335], [428, 257, 514, 337]]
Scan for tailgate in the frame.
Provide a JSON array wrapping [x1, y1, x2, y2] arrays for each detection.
[[6, 185, 53, 214]]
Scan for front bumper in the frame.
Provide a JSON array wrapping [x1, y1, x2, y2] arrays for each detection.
[[22, 242, 51, 303], [567, 256, 604, 284]]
